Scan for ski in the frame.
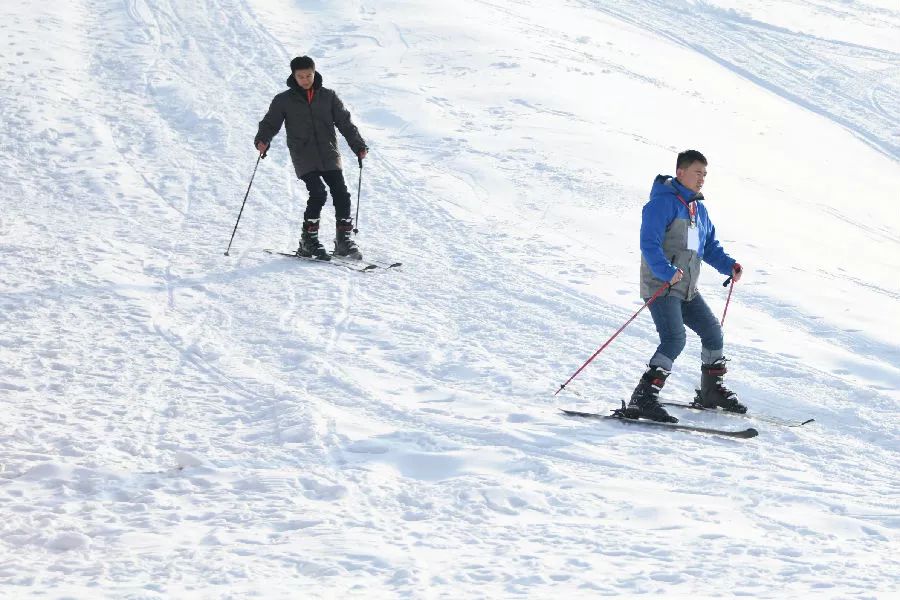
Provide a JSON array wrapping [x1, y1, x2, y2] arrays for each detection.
[[327, 253, 387, 271], [365, 256, 403, 269], [264, 249, 401, 271], [561, 409, 759, 439], [660, 401, 815, 428], [321, 252, 402, 270], [264, 249, 376, 272]]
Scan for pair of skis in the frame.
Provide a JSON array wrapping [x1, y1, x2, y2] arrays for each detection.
[[264, 247, 804, 440], [562, 401, 815, 439], [264, 249, 401, 272]]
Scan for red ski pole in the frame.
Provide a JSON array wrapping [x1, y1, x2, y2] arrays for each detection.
[[720, 276, 735, 326], [554, 281, 671, 396], [720, 262, 741, 326]]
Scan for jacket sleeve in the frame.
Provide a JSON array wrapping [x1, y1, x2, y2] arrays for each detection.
[[255, 96, 285, 146], [702, 216, 737, 275], [331, 92, 367, 154], [640, 196, 679, 282]]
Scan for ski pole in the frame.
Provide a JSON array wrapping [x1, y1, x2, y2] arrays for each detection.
[[554, 281, 671, 396], [353, 155, 363, 234], [224, 153, 263, 256], [720, 276, 735, 326]]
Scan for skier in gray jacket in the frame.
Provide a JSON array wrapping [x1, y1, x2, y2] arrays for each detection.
[[255, 56, 368, 260]]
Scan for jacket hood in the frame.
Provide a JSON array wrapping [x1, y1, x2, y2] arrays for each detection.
[[650, 174, 703, 202], [286, 70, 323, 91]]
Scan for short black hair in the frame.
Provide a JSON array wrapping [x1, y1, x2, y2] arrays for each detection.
[[676, 150, 707, 171], [290, 56, 315, 73]]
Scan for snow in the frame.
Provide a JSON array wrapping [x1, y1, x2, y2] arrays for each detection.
[[1, 0, 898, 597]]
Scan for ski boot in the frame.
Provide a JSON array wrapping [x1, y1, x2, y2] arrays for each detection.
[[624, 365, 678, 423], [333, 218, 362, 260], [694, 357, 747, 413], [297, 218, 330, 260]]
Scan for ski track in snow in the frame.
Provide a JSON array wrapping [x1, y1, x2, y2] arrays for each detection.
[[0, 0, 898, 598], [585, 0, 900, 161]]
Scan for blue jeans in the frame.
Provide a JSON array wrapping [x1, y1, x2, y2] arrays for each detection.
[[647, 293, 723, 370]]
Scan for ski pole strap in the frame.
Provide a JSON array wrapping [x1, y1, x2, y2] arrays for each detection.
[[554, 281, 670, 396]]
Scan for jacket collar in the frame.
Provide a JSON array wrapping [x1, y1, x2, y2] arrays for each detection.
[[653, 175, 703, 202], [286, 70, 324, 92]]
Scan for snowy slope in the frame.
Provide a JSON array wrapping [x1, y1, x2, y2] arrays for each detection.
[[1, 0, 898, 598]]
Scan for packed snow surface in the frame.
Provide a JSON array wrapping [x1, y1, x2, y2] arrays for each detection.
[[1, 0, 898, 597]]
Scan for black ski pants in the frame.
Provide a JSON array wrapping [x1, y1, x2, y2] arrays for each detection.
[[300, 170, 351, 221]]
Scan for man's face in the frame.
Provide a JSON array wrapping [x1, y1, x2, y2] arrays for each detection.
[[293, 68, 315, 90], [676, 161, 707, 193]]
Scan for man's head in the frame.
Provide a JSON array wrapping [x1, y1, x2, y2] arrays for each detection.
[[290, 56, 316, 90], [675, 149, 707, 193]]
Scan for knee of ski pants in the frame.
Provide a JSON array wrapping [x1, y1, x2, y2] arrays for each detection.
[[658, 329, 687, 361], [649, 297, 688, 361], [300, 173, 328, 200], [683, 297, 723, 352], [700, 331, 724, 355]]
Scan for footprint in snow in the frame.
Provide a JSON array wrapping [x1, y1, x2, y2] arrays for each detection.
[[346, 439, 390, 454]]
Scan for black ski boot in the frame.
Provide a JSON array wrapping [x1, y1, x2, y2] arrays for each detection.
[[695, 358, 747, 413], [333, 218, 362, 260], [297, 218, 330, 260], [625, 366, 678, 423]]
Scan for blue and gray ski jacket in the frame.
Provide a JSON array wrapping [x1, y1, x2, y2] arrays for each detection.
[[639, 175, 736, 301]]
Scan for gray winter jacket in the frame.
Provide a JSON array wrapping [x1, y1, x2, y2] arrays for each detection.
[[255, 72, 367, 177]]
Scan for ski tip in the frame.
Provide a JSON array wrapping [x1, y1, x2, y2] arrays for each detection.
[[744, 428, 760, 438], [560, 408, 600, 418]]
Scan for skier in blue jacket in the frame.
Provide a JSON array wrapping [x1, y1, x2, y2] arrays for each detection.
[[627, 150, 746, 423]]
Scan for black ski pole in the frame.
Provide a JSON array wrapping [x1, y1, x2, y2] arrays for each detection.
[[353, 155, 363, 234], [224, 153, 263, 256]]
